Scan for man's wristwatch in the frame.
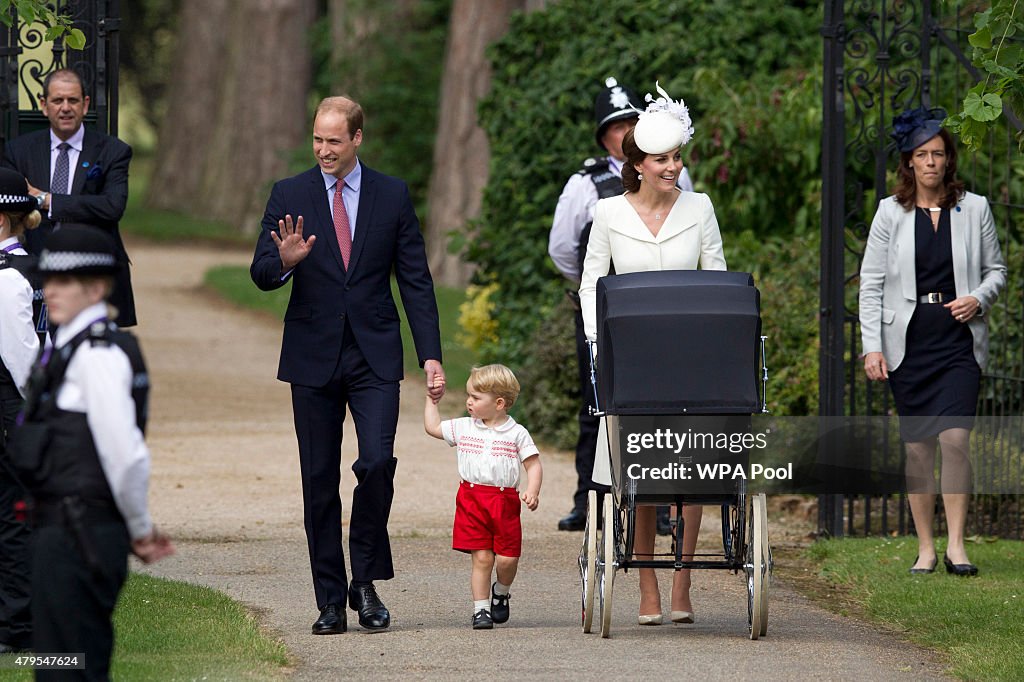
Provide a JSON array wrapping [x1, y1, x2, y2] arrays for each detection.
[[35, 192, 47, 209]]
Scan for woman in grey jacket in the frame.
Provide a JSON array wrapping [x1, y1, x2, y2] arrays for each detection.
[[859, 108, 1005, 577]]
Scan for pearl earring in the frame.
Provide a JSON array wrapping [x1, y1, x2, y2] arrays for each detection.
[[638, 173, 643, 181]]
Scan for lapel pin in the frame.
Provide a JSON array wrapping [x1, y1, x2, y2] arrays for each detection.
[[82, 161, 89, 167], [956, 206, 961, 212]]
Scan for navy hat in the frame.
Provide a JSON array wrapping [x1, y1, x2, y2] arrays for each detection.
[[594, 77, 643, 149], [0, 168, 37, 213], [38, 225, 119, 276], [891, 106, 947, 152]]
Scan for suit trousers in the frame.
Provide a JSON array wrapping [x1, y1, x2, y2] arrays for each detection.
[[572, 308, 608, 513], [291, 324, 400, 609], [32, 520, 129, 682]]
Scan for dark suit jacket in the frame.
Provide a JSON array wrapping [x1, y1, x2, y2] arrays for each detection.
[[2, 127, 136, 327], [250, 163, 442, 387]]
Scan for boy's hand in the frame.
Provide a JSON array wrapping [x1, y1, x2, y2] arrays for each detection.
[[520, 491, 539, 511], [428, 375, 446, 404]]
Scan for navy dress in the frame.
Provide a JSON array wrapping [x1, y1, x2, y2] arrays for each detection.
[[888, 207, 980, 442]]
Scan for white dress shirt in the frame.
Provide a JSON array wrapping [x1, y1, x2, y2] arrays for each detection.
[[54, 302, 152, 540], [0, 237, 38, 395]]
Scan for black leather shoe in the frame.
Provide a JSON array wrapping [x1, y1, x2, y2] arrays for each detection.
[[312, 604, 346, 635], [472, 609, 493, 629], [943, 553, 979, 577], [908, 555, 937, 575], [558, 509, 586, 531], [0, 641, 25, 654], [349, 583, 391, 630], [490, 583, 510, 624], [656, 507, 672, 537]]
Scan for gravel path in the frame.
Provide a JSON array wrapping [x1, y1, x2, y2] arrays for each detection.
[[130, 240, 950, 680]]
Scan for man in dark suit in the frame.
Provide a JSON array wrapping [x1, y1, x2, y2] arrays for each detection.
[[251, 96, 446, 634], [2, 68, 135, 327]]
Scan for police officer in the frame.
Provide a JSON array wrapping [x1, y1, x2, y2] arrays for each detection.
[[549, 78, 692, 533], [0, 168, 42, 654], [9, 226, 173, 680]]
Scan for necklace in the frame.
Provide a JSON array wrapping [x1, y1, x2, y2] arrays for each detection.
[[919, 206, 941, 213]]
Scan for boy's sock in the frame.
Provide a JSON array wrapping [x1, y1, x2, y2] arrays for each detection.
[[493, 581, 510, 596], [474, 599, 490, 613]]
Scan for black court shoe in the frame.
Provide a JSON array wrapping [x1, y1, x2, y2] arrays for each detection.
[[943, 553, 979, 577], [908, 556, 937, 575]]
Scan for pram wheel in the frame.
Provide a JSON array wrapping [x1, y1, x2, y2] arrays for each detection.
[[746, 493, 770, 639], [599, 493, 617, 638], [579, 490, 598, 633], [757, 493, 771, 636]]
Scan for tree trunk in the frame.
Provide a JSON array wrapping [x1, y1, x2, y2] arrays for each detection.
[[146, 0, 315, 234], [425, 0, 530, 287]]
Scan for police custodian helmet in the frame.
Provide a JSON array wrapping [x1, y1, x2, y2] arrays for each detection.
[[0, 167, 38, 213], [593, 77, 643, 150], [38, 225, 119, 276]]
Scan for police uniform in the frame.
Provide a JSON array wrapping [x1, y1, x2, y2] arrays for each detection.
[[0, 172, 42, 654], [9, 227, 152, 681], [548, 79, 692, 530]]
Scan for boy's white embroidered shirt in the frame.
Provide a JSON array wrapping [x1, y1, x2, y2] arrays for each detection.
[[441, 416, 539, 488]]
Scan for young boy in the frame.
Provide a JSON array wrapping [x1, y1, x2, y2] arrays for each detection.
[[424, 364, 542, 629], [9, 226, 173, 678]]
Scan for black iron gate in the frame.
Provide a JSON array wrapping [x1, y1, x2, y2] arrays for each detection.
[[820, 0, 1024, 539], [0, 0, 120, 147]]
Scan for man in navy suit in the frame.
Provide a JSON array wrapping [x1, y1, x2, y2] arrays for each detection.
[[2, 68, 135, 327], [251, 96, 446, 634]]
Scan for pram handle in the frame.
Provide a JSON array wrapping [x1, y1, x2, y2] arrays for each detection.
[[586, 339, 604, 417], [760, 335, 770, 414]]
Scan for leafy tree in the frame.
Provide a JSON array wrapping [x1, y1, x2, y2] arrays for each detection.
[[0, 0, 84, 48], [947, 1, 1024, 150]]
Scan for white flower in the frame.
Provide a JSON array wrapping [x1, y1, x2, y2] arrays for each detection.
[[643, 81, 694, 145]]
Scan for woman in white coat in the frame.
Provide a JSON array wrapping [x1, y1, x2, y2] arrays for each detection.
[[580, 84, 726, 625], [859, 107, 1005, 577]]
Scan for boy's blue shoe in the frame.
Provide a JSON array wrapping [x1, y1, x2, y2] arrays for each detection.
[[490, 583, 510, 624]]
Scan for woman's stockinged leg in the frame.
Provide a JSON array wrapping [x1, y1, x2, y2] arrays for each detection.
[[634, 506, 661, 617], [905, 438, 938, 569], [938, 428, 972, 565], [671, 505, 702, 614]]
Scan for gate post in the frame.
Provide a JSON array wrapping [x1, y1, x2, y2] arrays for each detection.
[[819, 0, 846, 538]]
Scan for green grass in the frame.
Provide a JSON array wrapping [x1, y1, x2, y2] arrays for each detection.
[[804, 537, 1024, 680], [204, 265, 476, 390], [0, 573, 290, 680], [121, 159, 249, 246]]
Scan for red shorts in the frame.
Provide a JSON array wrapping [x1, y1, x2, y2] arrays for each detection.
[[452, 481, 522, 557]]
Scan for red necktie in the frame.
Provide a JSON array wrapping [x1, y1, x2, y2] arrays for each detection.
[[333, 180, 352, 269]]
